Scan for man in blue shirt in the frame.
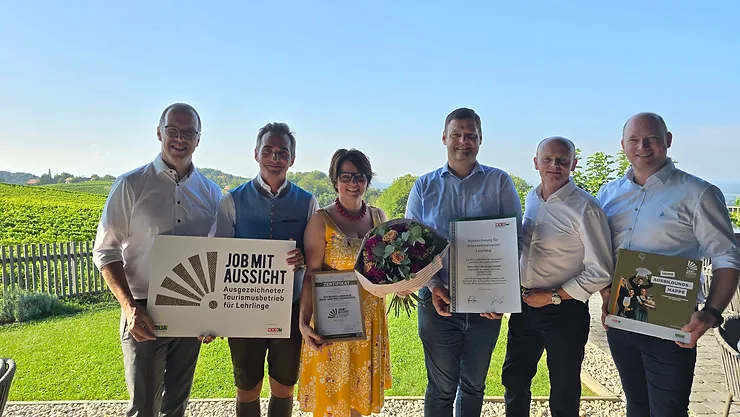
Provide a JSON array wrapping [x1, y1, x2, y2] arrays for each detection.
[[598, 112, 740, 417], [405, 107, 522, 417]]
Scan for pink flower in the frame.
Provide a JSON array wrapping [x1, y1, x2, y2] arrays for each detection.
[[364, 235, 382, 260], [390, 224, 408, 233]]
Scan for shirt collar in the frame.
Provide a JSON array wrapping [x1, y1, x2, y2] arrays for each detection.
[[256, 175, 288, 197], [441, 161, 483, 180], [536, 177, 576, 202], [153, 154, 195, 181], [624, 157, 675, 186]]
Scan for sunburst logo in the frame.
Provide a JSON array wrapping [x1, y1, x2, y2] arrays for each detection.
[[155, 251, 219, 309]]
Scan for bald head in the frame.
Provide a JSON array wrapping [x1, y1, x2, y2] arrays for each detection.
[[536, 136, 576, 160], [622, 112, 667, 138]]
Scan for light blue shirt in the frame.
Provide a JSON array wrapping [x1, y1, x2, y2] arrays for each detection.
[[405, 161, 523, 290], [597, 158, 740, 302]]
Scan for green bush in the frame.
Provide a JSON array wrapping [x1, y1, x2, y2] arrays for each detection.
[[0, 287, 60, 323]]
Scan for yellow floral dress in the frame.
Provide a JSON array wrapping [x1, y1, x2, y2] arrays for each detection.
[[298, 207, 392, 417]]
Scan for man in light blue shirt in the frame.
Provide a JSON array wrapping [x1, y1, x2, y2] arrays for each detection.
[[598, 112, 740, 417], [405, 107, 522, 417]]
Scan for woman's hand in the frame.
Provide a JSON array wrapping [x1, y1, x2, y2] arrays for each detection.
[[299, 321, 329, 352]]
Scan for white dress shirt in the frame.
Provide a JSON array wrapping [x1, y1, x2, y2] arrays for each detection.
[[597, 158, 740, 302], [92, 155, 223, 300], [520, 179, 614, 302], [215, 176, 319, 238]]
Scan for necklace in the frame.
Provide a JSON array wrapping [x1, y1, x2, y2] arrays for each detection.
[[335, 197, 366, 220]]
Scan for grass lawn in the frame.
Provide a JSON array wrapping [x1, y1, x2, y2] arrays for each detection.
[[0, 306, 593, 401]]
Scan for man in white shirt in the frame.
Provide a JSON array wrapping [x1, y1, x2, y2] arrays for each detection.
[[501, 137, 614, 417], [598, 112, 740, 417], [92, 103, 223, 417], [215, 122, 317, 417]]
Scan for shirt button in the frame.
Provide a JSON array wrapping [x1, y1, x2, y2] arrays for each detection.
[[634, 208, 638, 211], [177, 201, 181, 204], [628, 227, 632, 231], [177, 219, 181, 223]]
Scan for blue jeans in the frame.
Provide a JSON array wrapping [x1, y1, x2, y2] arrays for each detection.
[[417, 287, 502, 417], [607, 327, 696, 417]]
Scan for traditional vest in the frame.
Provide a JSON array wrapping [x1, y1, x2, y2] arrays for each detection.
[[229, 180, 312, 302]]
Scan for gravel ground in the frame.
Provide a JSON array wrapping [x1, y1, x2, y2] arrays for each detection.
[[582, 342, 624, 397], [4, 398, 627, 417]]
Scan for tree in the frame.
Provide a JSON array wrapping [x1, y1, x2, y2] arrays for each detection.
[[375, 174, 418, 220], [288, 170, 336, 207], [616, 150, 630, 178], [365, 187, 382, 206], [573, 150, 617, 196], [510, 175, 533, 210]]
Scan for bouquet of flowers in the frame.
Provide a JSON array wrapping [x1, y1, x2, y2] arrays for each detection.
[[353, 219, 450, 317]]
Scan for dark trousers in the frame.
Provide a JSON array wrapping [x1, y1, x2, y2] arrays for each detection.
[[502, 299, 590, 417], [417, 287, 502, 417], [607, 327, 696, 417], [120, 300, 201, 417]]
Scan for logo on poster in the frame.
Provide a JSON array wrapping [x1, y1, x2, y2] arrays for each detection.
[[154, 252, 219, 308]]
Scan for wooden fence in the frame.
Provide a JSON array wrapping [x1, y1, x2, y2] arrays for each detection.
[[0, 241, 106, 297]]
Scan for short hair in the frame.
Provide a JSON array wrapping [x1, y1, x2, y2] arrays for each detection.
[[255, 122, 296, 157], [622, 112, 668, 138], [536, 136, 576, 159], [329, 148, 374, 192], [444, 107, 482, 138], [159, 103, 201, 131]]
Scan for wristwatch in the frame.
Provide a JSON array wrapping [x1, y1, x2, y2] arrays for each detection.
[[551, 289, 562, 305], [702, 306, 724, 328]]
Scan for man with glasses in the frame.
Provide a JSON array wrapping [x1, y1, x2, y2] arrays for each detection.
[[215, 122, 318, 417], [405, 107, 523, 417], [93, 103, 223, 417]]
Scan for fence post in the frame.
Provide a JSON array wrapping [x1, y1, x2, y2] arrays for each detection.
[[1, 246, 7, 293], [44, 243, 52, 294], [9, 246, 16, 291], [69, 242, 78, 296]]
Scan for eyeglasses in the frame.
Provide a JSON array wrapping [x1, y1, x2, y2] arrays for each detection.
[[164, 125, 199, 141], [338, 172, 367, 183], [260, 148, 291, 160]]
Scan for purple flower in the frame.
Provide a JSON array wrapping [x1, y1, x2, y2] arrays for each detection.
[[366, 266, 385, 284], [410, 260, 424, 273], [365, 235, 382, 260], [390, 224, 408, 233], [408, 242, 426, 258]]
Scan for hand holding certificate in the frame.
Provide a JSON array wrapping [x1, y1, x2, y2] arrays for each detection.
[[449, 215, 522, 314]]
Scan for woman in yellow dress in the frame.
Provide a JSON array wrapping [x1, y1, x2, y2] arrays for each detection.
[[297, 148, 392, 417]]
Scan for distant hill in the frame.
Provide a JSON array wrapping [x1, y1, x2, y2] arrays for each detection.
[[0, 171, 38, 185]]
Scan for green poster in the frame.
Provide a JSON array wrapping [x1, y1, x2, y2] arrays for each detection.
[[606, 249, 700, 342]]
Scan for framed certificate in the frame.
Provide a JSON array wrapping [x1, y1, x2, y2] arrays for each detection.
[[312, 270, 367, 342], [449, 215, 522, 314]]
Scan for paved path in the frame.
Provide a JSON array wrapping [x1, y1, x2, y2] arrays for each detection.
[[586, 293, 738, 417]]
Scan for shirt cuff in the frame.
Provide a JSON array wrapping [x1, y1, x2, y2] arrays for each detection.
[[93, 251, 123, 270], [560, 279, 592, 303]]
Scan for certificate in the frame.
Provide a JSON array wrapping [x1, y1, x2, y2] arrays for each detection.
[[312, 270, 366, 342], [449, 215, 522, 314], [146, 235, 296, 338]]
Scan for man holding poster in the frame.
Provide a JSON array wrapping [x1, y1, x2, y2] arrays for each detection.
[[405, 107, 522, 417], [92, 103, 223, 417], [501, 137, 613, 417], [215, 122, 318, 417], [598, 112, 740, 416]]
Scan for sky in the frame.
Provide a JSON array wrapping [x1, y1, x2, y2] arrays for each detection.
[[1, 1, 739, 189]]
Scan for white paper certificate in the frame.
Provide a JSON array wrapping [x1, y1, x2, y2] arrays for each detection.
[[147, 235, 295, 338], [313, 270, 366, 342], [449, 216, 522, 314]]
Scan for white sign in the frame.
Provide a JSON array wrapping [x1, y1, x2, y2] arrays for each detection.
[[147, 235, 295, 338], [449, 216, 522, 314]]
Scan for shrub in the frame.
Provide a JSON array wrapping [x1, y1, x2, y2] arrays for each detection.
[[0, 287, 60, 323]]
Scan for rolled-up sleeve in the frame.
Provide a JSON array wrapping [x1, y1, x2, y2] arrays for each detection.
[[92, 177, 133, 269], [561, 206, 615, 302], [694, 184, 740, 271]]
